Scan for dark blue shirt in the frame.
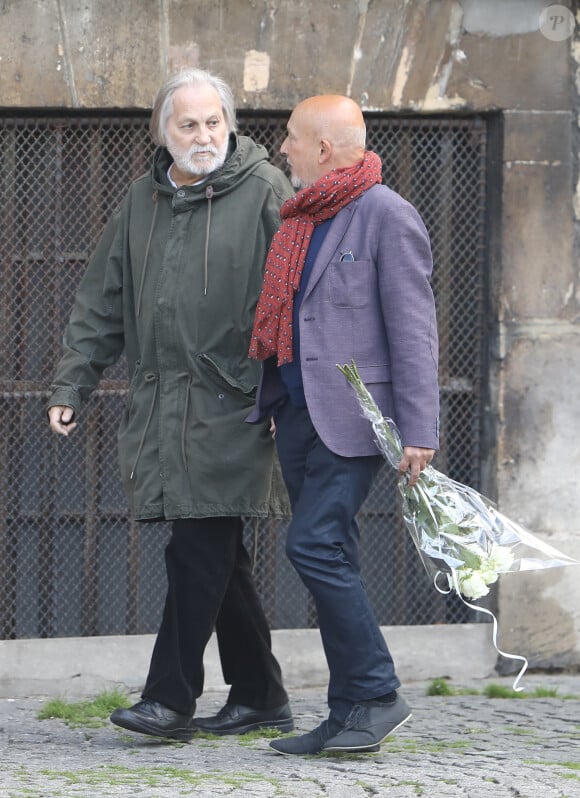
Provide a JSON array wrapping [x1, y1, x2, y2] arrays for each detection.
[[279, 218, 334, 406]]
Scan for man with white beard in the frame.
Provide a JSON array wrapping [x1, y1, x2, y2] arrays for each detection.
[[48, 68, 295, 741]]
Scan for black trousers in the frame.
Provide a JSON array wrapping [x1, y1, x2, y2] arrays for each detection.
[[142, 517, 288, 716]]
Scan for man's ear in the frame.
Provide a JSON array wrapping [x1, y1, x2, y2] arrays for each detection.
[[318, 138, 332, 164]]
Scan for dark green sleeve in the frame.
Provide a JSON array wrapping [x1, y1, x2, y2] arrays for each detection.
[[47, 204, 127, 413]]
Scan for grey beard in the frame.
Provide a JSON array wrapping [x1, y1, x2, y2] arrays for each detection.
[[169, 142, 228, 177], [290, 174, 305, 189]]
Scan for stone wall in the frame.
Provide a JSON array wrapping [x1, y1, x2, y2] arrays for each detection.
[[1, 0, 579, 670]]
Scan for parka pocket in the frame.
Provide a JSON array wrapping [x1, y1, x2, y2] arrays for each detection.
[[198, 353, 258, 398]]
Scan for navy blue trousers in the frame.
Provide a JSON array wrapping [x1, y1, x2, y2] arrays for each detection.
[[275, 400, 400, 722]]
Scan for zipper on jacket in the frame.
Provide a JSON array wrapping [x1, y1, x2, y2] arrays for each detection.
[[137, 191, 159, 317], [204, 185, 213, 296]]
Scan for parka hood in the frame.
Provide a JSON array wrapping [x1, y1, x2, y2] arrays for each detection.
[[151, 134, 271, 198]]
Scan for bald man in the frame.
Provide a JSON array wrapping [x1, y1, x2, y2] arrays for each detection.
[[248, 96, 440, 755]]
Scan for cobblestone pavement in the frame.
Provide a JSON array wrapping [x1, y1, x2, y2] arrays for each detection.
[[1, 675, 579, 797]]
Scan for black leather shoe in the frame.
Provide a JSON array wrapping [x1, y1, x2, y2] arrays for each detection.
[[194, 702, 294, 735], [323, 693, 412, 752], [110, 699, 195, 741]]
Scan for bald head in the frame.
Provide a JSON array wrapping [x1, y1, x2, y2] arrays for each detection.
[[281, 95, 367, 188], [295, 96, 365, 147]]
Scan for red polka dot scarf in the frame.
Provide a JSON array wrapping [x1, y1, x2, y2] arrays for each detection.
[[249, 150, 383, 365]]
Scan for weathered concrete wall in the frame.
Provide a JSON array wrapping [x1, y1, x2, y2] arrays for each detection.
[[489, 9, 580, 671], [0, 0, 573, 113], [1, 0, 579, 671]]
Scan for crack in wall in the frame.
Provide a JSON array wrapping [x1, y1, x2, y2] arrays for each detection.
[[55, 0, 78, 107], [390, 0, 428, 108], [346, 0, 368, 98], [159, 0, 169, 79], [422, 1, 465, 110]]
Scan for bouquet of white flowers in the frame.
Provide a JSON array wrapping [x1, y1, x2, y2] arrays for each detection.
[[338, 360, 578, 688]]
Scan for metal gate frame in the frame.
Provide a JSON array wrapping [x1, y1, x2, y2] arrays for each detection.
[[0, 111, 492, 638]]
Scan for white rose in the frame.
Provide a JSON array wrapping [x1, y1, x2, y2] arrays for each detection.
[[488, 545, 514, 572], [480, 566, 499, 586], [458, 570, 490, 599]]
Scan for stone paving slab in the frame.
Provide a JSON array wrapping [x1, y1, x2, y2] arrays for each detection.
[[1, 676, 579, 797]]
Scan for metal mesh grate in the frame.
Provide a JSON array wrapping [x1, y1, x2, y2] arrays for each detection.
[[0, 113, 488, 638]]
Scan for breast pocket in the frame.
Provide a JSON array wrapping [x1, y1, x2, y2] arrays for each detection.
[[329, 259, 372, 308]]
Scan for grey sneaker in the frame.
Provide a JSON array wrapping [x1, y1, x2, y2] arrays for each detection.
[[322, 693, 411, 752], [270, 718, 380, 756]]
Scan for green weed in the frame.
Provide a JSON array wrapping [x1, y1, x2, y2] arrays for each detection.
[[39, 765, 285, 792], [531, 686, 563, 698], [484, 683, 578, 700], [426, 678, 454, 696], [382, 736, 469, 754], [427, 679, 577, 701], [394, 781, 425, 795], [37, 690, 131, 728], [425, 678, 478, 697]]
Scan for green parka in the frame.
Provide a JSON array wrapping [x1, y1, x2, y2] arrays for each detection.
[[48, 135, 294, 521]]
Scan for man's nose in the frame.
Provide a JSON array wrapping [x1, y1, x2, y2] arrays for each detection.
[[196, 126, 212, 144], [280, 137, 288, 155]]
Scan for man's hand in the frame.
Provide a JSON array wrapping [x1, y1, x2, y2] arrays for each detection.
[[48, 405, 77, 436], [397, 446, 435, 488]]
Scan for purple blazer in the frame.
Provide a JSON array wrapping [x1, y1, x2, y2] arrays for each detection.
[[248, 183, 440, 457]]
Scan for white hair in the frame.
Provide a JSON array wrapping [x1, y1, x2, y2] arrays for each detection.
[[150, 67, 236, 145]]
